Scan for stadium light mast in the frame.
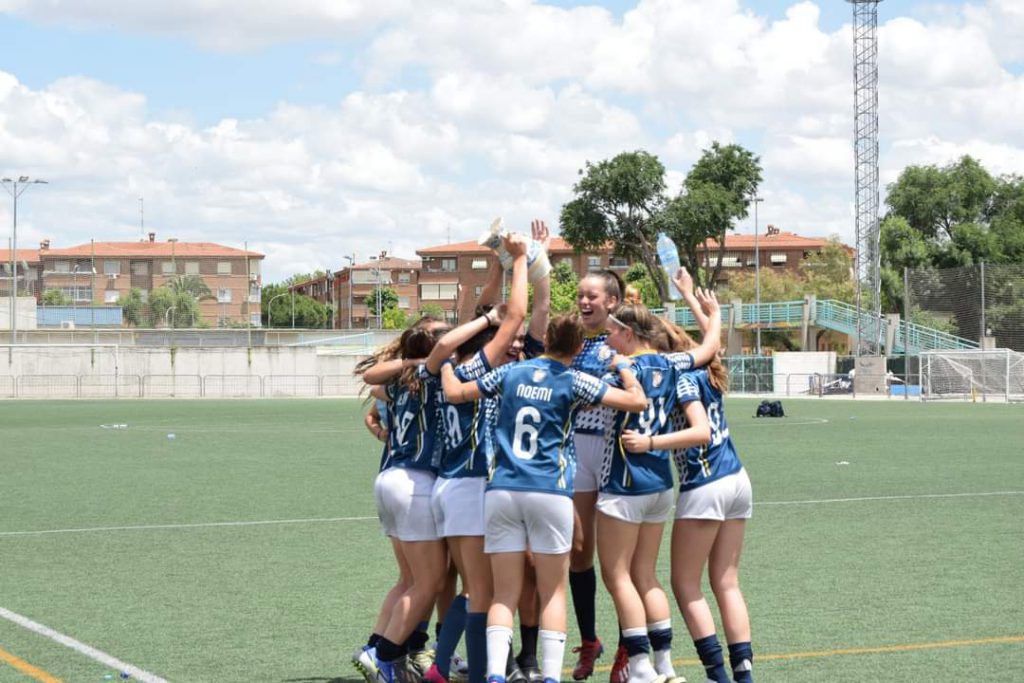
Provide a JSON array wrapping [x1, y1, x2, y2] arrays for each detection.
[[2, 176, 48, 346], [849, 0, 884, 356]]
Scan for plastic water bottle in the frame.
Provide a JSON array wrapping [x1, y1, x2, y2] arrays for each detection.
[[656, 232, 683, 300], [478, 217, 551, 284]]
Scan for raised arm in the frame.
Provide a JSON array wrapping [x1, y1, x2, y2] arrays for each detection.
[[441, 362, 484, 404], [362, 357, 425, 385], [621, 399, 710, 452], [365, 402, 388, 442], [482, 234, 528, 367], [687, 289, 722, 368], [673, 267, 710, 333], [598, 355, 647, 412], [527, 220, 551, 343], [426, 307, 500, 375]]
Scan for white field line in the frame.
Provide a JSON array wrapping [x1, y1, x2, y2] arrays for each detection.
[[0, 516, 377, 537], [744, 417, 830, 426], [757, 490, 1024, 506], [0, 607, 167, 683], [3, 491, 1024, 537]]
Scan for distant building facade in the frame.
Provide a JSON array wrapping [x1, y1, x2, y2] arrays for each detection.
[[292, 256, 421, 329]]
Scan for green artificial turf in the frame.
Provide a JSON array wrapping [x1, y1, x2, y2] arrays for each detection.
[[1, 398, 1021, 682]]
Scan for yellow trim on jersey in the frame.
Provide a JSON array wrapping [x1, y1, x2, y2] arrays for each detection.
[[584, 329, 608, 339], [629, 350, 659, 358]]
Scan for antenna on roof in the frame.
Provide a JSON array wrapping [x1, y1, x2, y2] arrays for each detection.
[[139, 197, 144, 240]]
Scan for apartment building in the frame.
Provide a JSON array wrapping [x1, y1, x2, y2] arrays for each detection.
[[36, 233, 264, 326], [702, 226, 848, 283], [292, 256, 421, 329]]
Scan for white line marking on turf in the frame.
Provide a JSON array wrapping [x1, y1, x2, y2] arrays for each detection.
[[4, 491, 1022, 537], [757, 490, 1024, 506], [746, 417, 830, 426], [0, 516, 377, 537], [0, 606, 168, 683]]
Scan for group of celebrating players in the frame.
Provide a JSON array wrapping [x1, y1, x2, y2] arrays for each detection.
[[352, 221, 755, 683]]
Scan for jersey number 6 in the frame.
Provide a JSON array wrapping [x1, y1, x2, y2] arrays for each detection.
[[512, 406, 541, 460]]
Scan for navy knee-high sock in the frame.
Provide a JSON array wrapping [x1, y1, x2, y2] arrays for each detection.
[[728, 641, 754, 683], [569, 568, 598, 642], [465, 612, 488, 683], [436, 596, 468, 677], [693, 635, 730, 683]]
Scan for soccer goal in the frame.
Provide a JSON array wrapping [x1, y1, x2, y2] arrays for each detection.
[[920, 349, 1024, 402]]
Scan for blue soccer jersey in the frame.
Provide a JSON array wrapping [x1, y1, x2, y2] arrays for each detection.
[[673, 368, 742, 491], [375, 398, 391, 472], [599, 352, 698, 496], [476, 357, 608, 497], [572, 332, 615, 435], [383, 366, 441, 473], [437, 351, 493, 480]]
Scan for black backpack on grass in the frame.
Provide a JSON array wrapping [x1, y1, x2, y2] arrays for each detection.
[[755, 400, 785, 418]]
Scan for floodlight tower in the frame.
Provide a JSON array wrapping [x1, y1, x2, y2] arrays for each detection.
[[849, 0, 883, 355]]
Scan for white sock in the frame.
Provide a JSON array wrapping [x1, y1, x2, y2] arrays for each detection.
[[539, 629, 567, 682], [653, 649, 675, 677], [627, 653, 657, 683], [486, 625, 513, 680]]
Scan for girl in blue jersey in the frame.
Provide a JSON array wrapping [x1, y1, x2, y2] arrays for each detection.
[[442, 314, 648, 683], [420, 232, 533, 683], [569, 269, 625, 680], [358, 319, 453, 683], [632, 269, 755, 683], [598, 296, 722, 683]]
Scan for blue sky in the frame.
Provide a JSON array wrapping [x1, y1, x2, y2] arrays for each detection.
[[1, 0, 1021, 282]]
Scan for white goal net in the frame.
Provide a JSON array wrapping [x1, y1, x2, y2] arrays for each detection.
[[920, 349, 1024, 402]]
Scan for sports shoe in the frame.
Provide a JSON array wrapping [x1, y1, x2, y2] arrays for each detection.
[[507, 667, 528, 683], [572, 639, 604, 680], [665, 677, 687, 683], [487, 676, 507, 683], [408, 648, 436, 679], [353, 646, 380, 683], [521, 665, 544, 683], [375, 656, 397, 683], [421, 663, 448, 683], [609, 645, 629, 683], [449, 653, 469, 683]]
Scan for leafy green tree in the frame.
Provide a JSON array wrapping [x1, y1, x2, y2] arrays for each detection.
[[261, 284, 330, 328], [560, 151, 669, 299], [548, 260, 579, 314], [656, 182, 736, 289], [419, 302, 446, 320], [284, 270, 328, 287], [383, 307, 408, 330], [800, 238, 856, 304], [149, 286, 195, 328], [41, 288, 71, 306], [365, 286, 399, 321], [623, 264, 661, 308], [886, 156, 996, 240], [117, 288, 146, 327]]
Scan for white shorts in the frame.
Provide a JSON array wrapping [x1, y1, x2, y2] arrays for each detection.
[[675, 469, 753, 521], [431, 476, 486, 538], [374, 467, 440, 542], [596, 490, 674, 524], [573, 432, 606, 493], [484, 489, 574, 555]]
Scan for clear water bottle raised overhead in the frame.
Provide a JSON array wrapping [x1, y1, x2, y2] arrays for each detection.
[[656, 232, 684, 301]]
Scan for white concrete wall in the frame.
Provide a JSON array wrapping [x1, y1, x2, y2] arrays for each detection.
[[0, 297, 38, 331], [772, 351, 837, 396]]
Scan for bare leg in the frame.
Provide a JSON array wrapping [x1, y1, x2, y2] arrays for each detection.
[[631, 521, 670, 624], [670, 519, 720, 639], [708, 520, 750, 644], [382, 539, 447, 645], [596, 511, 645, 629], [373, 537, 413, 637]]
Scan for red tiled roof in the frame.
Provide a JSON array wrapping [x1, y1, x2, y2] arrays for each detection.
[[706, 232, 842, 250], [7, 249, 41, 264], [417, 237, 578, 255], [351, 256, 420, 270], [41, 241, 264, 258]]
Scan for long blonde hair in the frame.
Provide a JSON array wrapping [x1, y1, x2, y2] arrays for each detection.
[[653, 318, 729, 393]]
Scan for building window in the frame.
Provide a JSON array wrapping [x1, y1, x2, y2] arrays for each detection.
[[217, 288, 232, 303], [398, 272, 411, 284], [474, 285, 483, 298], [721, 254, 741, 268], [398, 296, 410, 309], [161, 261, 175, 274], [441, 258, 457, 272], [609, 256, 629, 268], [353, 269, 391, 284], [104, 290, 119, 303], [248, 260, 261, 276], [560, 257, 575, 271], [53, 260, 70, 273], [103, 260, 121, 275], [471, 259, 488, 270], [131, 261, 150, 275], [185, 261, 200, 275], [587, 255, 602, 268], [248, 284, 261, 302], [250, 313, 262, 327], [217, 261, 232, 274], [60, 286, 92, 302], [420, 283, 458, 300], [770, 253, 788, 265]]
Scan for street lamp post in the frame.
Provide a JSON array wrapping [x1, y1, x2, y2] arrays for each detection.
[[2, 176, 48, 344], [343, 255, 355, 330], [72, 263, 80, 325], [267, 292, 288, 328], [751, 195, 764, 356]]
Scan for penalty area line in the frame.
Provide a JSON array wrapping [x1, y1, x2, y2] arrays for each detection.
[[0, 515, 377, 537], [0, 607, 167, 683], [757, 490, 1024, 507]]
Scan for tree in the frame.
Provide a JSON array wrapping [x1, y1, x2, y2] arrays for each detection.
[[382, 308, 408, 330], [657, 182, 736, 289], [364, 286, 399, 321], [41, 288, 71, 306], [117, 288, 146, 327], [560, 151, 669, 299], [800, 238, 856, 304], [284, 270, 328, 287], [623, 264, 661, 308], [886, 156, 996, 240], [261, 284, 330, 328], [548, 260, 579, 314], [419, 302, 446, 320]]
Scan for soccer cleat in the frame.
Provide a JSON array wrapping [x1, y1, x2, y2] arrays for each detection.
[[421, 663, 448, 683], [609, 645, 629, 683], [449, 653, 469, 683], [572, 639, 604, 680], [520, 665, 544, 683], [408, 648, 436, 679], [487, 676, 507, 683], [507, 667, 528, 683], [353, 646, 380, 683], [665, 677, 687, 683], [374, 656, 397, 683]]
